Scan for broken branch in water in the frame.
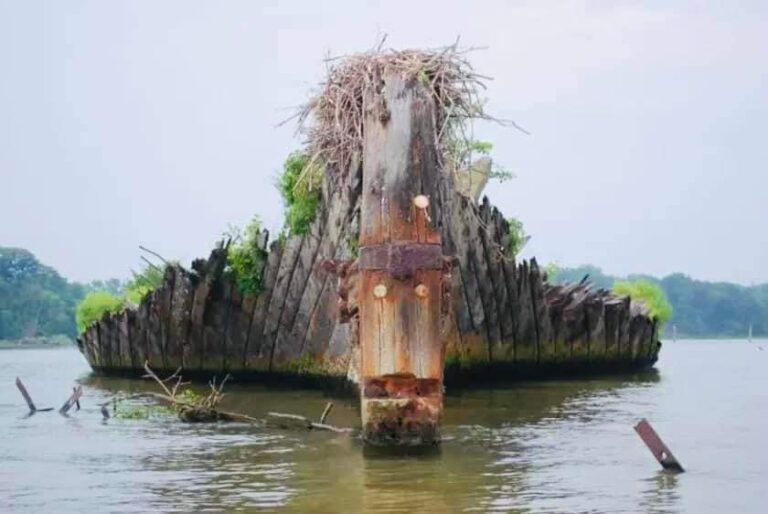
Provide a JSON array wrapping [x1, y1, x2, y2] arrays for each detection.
[[59, 386, 83, 415], [319, 402, 334, 424], [16, 377, 37, 412], [15, 377, 55, 413], [139, 362, 354, 433]]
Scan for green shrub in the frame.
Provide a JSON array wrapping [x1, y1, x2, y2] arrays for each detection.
[[613, 280, 673, 329], [277, 151, 322, 236], [75, 291, 124, 333], [505, 217, 530, 257], [225, 216, 268, 296], [543, 261, 560, 283], [124, 265, 165, 304]]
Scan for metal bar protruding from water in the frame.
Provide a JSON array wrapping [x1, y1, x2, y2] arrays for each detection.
[[634, 418, 685, 472]]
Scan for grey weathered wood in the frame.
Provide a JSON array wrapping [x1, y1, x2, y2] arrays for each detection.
[[15, 377, 37, 411], [515, 261, 537, 363], [244, 239, 285, 370], [272, 205, 326, 369], [167, 265, 194, 369], [263, 235, 305, 371], [530, 259, 554, 363]]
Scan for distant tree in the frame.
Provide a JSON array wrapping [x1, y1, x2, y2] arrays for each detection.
[[0, 247, 84, 340], [549, 264, 614, 289], [85, 278, 123, 295]]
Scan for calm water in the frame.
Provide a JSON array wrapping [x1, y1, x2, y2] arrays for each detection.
[[1, 340, 766, 513]]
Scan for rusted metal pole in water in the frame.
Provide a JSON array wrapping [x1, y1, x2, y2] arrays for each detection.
[[358, 73, 447, 446], [634, 419, 685, 472]]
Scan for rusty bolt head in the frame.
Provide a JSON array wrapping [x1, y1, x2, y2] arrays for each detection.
[[413, 195, 430, 209], [414, 284, 428, 298], [373, 284, 388, 299]]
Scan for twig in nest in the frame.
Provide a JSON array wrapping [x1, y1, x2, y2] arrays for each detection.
[[283, 44, 527, 190]]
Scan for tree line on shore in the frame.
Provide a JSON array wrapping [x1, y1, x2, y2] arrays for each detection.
[[1, 245, 764, 344]]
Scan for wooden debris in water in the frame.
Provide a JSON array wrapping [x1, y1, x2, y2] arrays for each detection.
[[16, 377, 38, 412], [59, 386, 83, 415], [634, 419, 685, 473], [319, 402, 334, 424], [141, 363, 354, 434]]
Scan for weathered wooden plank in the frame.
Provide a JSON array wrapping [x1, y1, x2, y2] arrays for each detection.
[[222, 286, 242, 372], [244, 239, 284, 370], [117, 311, 132, 369], [263, 235, 305, 371], [530, 260, 554, 364], [102, 315, 118, 369], [359, 74, 445, 445], [515, 261, 538, 364], [618, 296, 632, 361], [167, 266, 194, 370], [464, 202, 502, 359], [498, 237, 520, 362], [487, 206, 515, 340], [145, 290, 165, 370], [566, 287, 591, 362], [199, 280, 230, 373], [292, 176, 355, 368], [603, 299, 620, 360], [272, 205, 326, 369], [585, 294, 606, 362], [133, 301, 149, 369]]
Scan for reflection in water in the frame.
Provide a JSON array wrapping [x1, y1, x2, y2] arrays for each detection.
[[3, 343, 767, 513], [640, 470, 681, 514]]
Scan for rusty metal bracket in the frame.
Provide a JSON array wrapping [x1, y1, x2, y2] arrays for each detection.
[[359, 242, 443, 279]]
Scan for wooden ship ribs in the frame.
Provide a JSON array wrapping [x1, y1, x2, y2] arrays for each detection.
[[78, 61, 660, 445], [78, 166, 660, 382]]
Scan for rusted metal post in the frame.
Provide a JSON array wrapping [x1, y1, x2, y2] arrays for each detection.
[[634, 419, 685, 472], [358, 73, 446, 446]]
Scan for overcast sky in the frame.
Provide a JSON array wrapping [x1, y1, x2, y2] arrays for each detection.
[[1, 0, 766, 285]]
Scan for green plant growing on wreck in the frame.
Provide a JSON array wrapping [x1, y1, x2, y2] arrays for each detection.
[[543, 261, 560, 283], [346, 233, 359, 258], [225, 215, 268, 296], [75, 262, 171, 333], [124, 265, 166, 304], [277, 151, 323, 236], [613, 280, 673, 330], [505, 217, 530, 257], [75, 291, 125, 333]]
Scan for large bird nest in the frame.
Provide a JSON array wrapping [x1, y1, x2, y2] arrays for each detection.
[[287, 42, 515, 184]]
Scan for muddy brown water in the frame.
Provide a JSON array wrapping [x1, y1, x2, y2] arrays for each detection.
[[1, 340, 766, 513]]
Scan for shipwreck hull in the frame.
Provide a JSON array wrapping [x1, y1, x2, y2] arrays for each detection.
[[78, 165, 659, 386]]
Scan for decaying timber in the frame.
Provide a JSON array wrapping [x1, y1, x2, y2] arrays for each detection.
[[78, 48, 662, 446], [355, 73, 448, 445], [78, 178, 660, 383]]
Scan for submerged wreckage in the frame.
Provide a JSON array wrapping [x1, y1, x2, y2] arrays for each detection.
[[78, 48, 661, 446]]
